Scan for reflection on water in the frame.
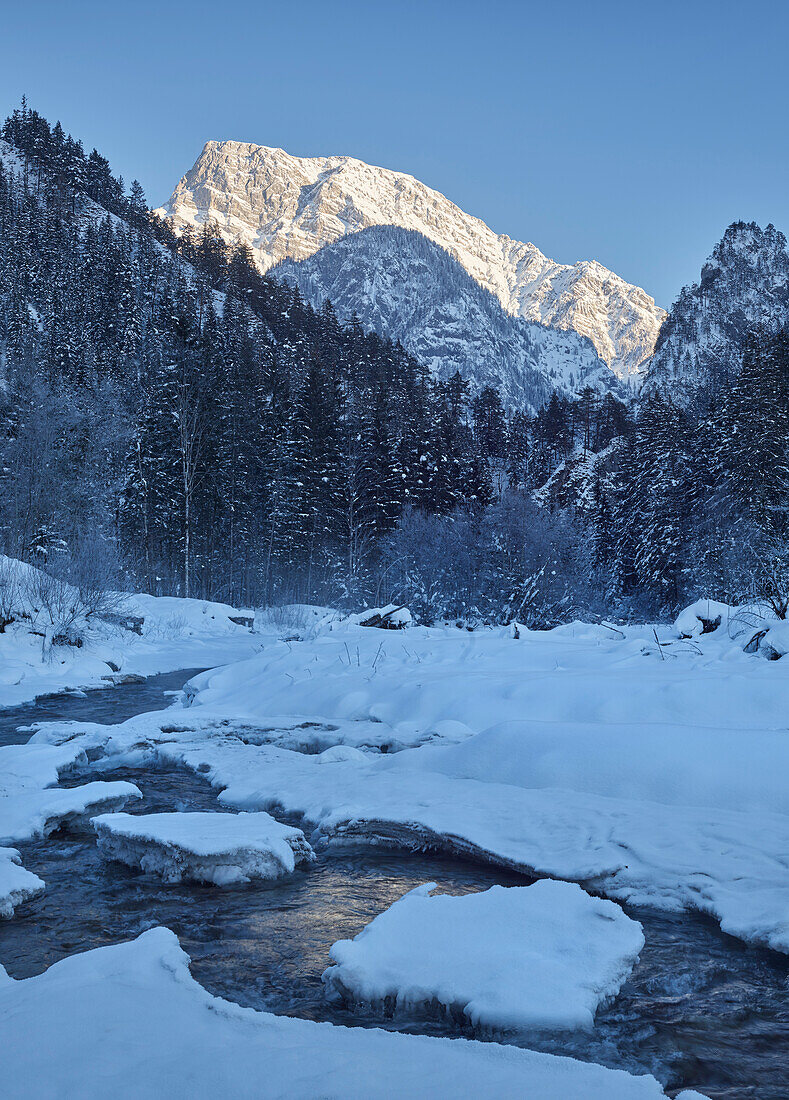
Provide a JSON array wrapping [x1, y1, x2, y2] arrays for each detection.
[[1, 675, 789, 1098]]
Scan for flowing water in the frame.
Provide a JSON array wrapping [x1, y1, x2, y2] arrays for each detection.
[[0, 669, 209, 745], [1, 672, 788, 1099]]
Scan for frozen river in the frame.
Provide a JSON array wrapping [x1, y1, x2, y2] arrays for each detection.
[[1, 671, 788, 1098]]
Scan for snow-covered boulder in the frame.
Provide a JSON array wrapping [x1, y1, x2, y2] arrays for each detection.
[[323, 880, 644, 1033], [0, 927, 703, 1099], [92, 810, 315, 885], [674, 599, 735, 638]]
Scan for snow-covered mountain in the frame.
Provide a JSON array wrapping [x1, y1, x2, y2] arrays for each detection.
[[157, 140, 665, 382], [273, 225, 616, 409], [643, 222, 789, 405]]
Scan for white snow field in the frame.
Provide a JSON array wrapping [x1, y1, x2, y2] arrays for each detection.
[[323, 880, 644, 1033], [93, 810, 315, 884], [0, 555, 260, 708], [0, 927, 703, 1100], [25, 603, 789, 949]]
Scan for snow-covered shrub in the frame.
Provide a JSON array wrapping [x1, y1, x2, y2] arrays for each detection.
[[12, 540, 128, 649], [21, 567, 81, 639], [674, 600, 735, 638], [0, 557, 22, 632], [151, 613, 190, 641], [264, 604, 311, 636]]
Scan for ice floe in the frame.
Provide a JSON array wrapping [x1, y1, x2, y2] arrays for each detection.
[[324, 880, 644, 1033], [92, 810, 314, 884], [0, 740, 141, 916]]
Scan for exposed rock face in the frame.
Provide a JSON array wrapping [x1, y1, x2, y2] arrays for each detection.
[[273, 225, 615, 409], [643, 222, 789, 406], [157, 140, 665, 382]]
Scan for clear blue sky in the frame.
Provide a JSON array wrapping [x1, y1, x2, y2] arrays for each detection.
[[1, 0, 787, 307]]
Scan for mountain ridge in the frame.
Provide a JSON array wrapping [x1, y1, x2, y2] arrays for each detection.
[[156, 139, 666, 382], [272, 224, 618, 409]]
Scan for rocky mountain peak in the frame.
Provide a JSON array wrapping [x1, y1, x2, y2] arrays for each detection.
[[157, 141, 665, 383], [644, 221, 789, 405]]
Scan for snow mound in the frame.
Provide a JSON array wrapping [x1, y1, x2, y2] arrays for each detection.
[[92, 810, 314, 885], [745, 620, 789, 660], [0, 926, 702, 1099], [674, 600, 735, 638], [324, 880, 644, 1033]]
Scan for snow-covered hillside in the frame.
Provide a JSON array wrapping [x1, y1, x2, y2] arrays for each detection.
[[643, 222, 789, 405], [273, 226, 617, 407], [156, 140, 666, 382]]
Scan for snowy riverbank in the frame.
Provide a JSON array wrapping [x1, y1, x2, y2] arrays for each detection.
[[0, 557, 261, 709], [0, 927, 704, 1099], [23, 602, 789, 948], [5, 600, 789, 1095]]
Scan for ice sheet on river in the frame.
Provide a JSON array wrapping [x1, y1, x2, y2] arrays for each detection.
[[0, 740, 140, 916], [145, 739, 789, 953], [324, 880, 644, 1033], [92, 810, 314, 884], [0, 927, 703, 1099]]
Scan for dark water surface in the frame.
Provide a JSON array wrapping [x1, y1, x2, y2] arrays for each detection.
[[1, 673, 788, 1099], [0, 668, 208, 744]]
